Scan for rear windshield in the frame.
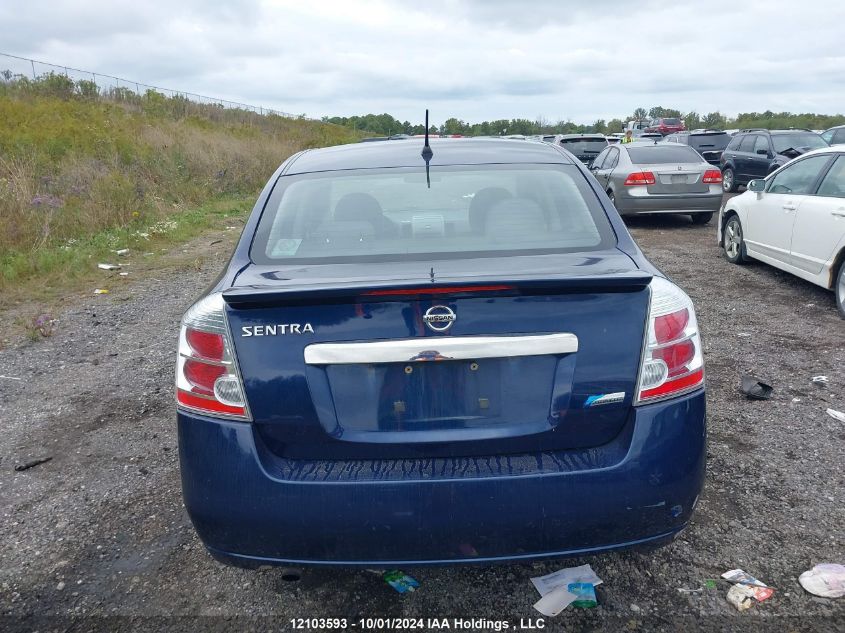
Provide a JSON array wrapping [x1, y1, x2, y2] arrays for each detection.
[[689, 133, 730, 151], [772, 133, 827, 154], [626, 145, 702, 164], [662, 118, 681, 125], [252, 165, 616, 264], [558, 138, 608, 154]]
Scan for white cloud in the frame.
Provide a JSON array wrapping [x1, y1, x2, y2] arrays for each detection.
[[1, 0, 843, 124]]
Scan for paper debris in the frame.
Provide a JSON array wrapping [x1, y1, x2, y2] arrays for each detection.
[[382, 570, 419, 594], [826, 408, 845, 423], [812, 376, 829, 384], [727, 584, 756, 611], [98, 263, 121, 271], [533, 585, 578, 616], [721, 569, 774, 601], [531, 564, 603, 597], [115, 249, 129, 256], [93, 289, 109, 294]]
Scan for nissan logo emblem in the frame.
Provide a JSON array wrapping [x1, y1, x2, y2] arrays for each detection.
[[423, 305, 456, 332]]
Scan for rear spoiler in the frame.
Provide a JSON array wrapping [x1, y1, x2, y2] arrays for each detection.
[[222, 272, 653, 307]]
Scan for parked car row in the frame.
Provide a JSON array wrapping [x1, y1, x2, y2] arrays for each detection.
[[718, 145, 845, 317]]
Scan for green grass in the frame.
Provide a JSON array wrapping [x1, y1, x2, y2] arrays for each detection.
[[0, 72, 362, 294]]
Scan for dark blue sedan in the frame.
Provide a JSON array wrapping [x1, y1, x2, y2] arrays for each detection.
[[176, 138, 706, 567]]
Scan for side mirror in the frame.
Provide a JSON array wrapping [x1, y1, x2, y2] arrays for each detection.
[[756, 148, 769, 156], [589, 162, 599, 171], [748, 179, 766, 193]]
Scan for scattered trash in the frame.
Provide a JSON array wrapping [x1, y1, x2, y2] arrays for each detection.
[[383, 570, 419, 594], [115, 248, 130, 256], [721, 569, 774, 601], [812, 376, 829, 385], [97, 263, 121, 271], [826, 408, 845, 423], [727, 583, 756, 611], [677, 587, 703, 594], [569, 582, 598, 608], [798, 564, 845, 598], [119, 272, 129, 277], [210, 239, 223, 246], [94, 289, 109, 295], [0, 375, 23, 381], [531, 564, 602, 616], [737, 332, 752, 337], [740, 375, 774, 400], [533, 585, 578, 616], [792, 397, 802, 403], [14, 456, 53, 471], [677, 578, 718, 594]]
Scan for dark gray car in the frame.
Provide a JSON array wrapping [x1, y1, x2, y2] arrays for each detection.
[[589, 142, 724, 224]]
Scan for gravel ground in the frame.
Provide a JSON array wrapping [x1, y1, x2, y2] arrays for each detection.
[[1, 207, 843, 632]]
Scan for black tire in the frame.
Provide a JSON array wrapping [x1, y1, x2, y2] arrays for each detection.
[[722, 167, 738, 193], [836, 259, 845, 319], [691, 212, 713, 225], [722, 214, 747, 264]]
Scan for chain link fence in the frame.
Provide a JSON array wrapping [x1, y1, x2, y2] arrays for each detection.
[[0, 51, 307, 120]]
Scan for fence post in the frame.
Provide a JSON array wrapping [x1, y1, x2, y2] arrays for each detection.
[[31, 59, 36, 79]]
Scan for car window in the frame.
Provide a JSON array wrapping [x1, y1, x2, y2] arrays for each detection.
[[727, 135, 743, 150], [604, 147, 619, 169], [753, 136, 770, 154], [663, 118, 680, 125], [767, 155, 831, 195], [772, 133, 827, 154], [739, 135, 757, 152], [592, 148, 610, 169], [689, 133, 730, 151], [832, 129, 845, 145], [558, 138, 608, 155], [817, 155, 845, 198], [625, 145, 701, 164], [252, 164, 616, 264], [821, 130, 834, 144]]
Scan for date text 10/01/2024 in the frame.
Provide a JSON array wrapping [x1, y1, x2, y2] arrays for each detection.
[[290, 618, 547, 630]]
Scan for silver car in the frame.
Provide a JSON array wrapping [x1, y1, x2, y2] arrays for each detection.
[[589, 142, 724, 224]]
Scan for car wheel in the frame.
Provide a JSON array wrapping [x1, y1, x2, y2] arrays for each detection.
[[836, 259, 845, 319], [608, 190, 616, 206], [723, 215, 747, 264], [722, 167, 737, 193], [691, 212, 713, 225]]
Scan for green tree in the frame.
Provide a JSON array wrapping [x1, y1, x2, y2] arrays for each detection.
[[632, 107, 648, 122]]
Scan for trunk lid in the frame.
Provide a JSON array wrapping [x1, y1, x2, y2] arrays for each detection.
[[643, 162, 710, 195], [225, 250, 651, 460]]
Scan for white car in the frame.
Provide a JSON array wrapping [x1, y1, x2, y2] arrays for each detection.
[[717, 146, 845, 317]]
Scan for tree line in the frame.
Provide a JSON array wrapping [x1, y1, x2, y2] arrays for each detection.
[[324, 106, 845, 137]]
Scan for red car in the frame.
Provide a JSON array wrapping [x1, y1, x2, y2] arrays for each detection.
[[645, 117, 686, 136]]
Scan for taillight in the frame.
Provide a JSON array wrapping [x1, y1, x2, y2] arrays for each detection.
[[175, 293, 250, 419], [702, 169, 722, 184], [624, 171, 656, 186], [635, 277, 704, 404]]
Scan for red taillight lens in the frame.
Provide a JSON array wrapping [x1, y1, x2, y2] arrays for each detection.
[[175, 294, 249, 420], [186, 328, 224, 361], [702, 169, 722, 184], [624, 171, 656, 186], [183, 358, 226, 395], [654, 308, 689, 343], [636, 278, 704, 404]]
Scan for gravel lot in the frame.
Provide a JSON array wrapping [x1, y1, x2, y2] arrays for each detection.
[[1, 205, 843, 632]]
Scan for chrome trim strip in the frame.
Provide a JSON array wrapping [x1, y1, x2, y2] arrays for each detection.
[[304, 333, 578, 365]]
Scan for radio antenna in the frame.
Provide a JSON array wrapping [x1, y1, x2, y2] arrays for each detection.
[[421, 109, 433, 188]]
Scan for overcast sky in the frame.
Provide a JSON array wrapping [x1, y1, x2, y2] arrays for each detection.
[[1, 0, 843, 125]]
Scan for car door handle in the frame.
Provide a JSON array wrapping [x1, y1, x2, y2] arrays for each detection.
[[833, 209, 845, 218], [782, 203, 797, 211]]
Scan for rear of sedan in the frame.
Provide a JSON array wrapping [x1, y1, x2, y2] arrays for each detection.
[[176, 138, 706, 567], [608, 143, 723, 222]]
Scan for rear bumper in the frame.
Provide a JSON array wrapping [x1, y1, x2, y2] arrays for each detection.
[[616, 191, 722, 215], [178, 391, 706, 567]]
